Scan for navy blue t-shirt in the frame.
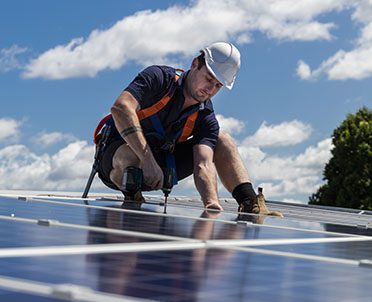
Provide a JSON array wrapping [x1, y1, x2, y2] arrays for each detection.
[[123, 65, 219, 150]]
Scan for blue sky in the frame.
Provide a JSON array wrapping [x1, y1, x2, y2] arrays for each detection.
[[0, 0, 371, 203]]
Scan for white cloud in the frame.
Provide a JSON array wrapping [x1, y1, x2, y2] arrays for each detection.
[[33, 131, 77, 148], [174, 135, 332, 202], [0, 115, 331, 203], [22, 0, 345, 79], [258, 176, 321, 198], [294, 138, 333, 167], [0, 45, 28, 73], [0, 141, 101, 191], [175, 117, 331, 203], [299, 47, 372, 80], [352, 0, 372, 24], [0, 118, 22, 142], [296, 60, 312, 80], [243, 120, 312, 147], [297, 1, 372, 80], [216, 114, 245, 135], [239, 138, 332, 199]]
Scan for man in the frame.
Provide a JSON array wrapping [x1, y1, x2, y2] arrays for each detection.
[[97, 42, 258, 213]]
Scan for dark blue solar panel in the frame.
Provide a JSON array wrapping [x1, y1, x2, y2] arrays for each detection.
[[0, 193, 372, 301], [1, 250, 372, 301]]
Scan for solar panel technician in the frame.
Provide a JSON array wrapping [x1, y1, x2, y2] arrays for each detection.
[[95, 41, 259, 213]]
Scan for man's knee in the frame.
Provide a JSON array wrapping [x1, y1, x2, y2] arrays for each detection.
[[216, 130, 237, 152], [112, 144, 139, 170], [110, 144, 140, 186]]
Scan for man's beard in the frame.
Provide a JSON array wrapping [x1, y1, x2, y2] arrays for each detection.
[[184, 76, 209, 103], [189, 89, 208, 103]]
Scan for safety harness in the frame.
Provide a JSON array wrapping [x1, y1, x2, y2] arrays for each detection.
[[94, 71, 198, 145], [92, 70, 199, 189]]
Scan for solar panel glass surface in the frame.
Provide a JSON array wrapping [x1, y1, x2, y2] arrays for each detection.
[[0, 193, 372, 302]]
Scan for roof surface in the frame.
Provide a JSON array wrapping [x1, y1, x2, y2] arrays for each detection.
[[0, 190, 372, 301]]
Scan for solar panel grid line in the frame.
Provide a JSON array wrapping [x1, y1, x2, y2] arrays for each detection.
[[0, 214, 198, 242], [22, 196, 240, 226], [0, 241, 207, 258], [0, 214, 37, 224], [292, 203, 372, 215], [3, 198, 372, 252], [0, 199, 345, 241], [2, 194, 369, 238], [227, 200, 372, 222], [4, 190, 372, 219], [204, 236, 372, 248], [267, 202, 372, 219], [226, 246, 360, 266], [0, 275, 152, 302], [236, 218, 364, 237], [0, 235, 370, 259], [3, 192, 372, 301], [359, 260, 372, 267], [144, 196, 372, 228], [11, 193, 187, 205], [261, 240, 372, 263], [229, 198, 372, 216], [257, 207, 372, 227], [281, 209, 372, 222], [271, 212, 372, 227]]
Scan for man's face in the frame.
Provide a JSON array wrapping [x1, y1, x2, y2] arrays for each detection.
[[186, 59, 223, 103]]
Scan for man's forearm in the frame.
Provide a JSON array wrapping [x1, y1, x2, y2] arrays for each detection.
[[193, 163, 219, 206], [111, 91, 164, 189], [111, 94, 153, 163]]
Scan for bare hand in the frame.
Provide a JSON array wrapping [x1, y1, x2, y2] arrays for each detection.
[[142, 157, 164, 190], [204, 201, 224, 211], [201, 210, 221, 219]]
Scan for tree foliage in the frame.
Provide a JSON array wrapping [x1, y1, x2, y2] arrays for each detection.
[[309, 107, 372, 209]]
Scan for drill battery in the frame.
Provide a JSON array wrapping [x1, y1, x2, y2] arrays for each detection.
[[121, 166, 143, 201]]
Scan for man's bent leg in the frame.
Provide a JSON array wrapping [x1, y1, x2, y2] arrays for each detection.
[[110, 144, 141, 190], [214, 131, 250, 192], [214, 131, 258, 213]]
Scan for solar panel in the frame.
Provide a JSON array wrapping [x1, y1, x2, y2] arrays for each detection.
[[0, 191, 372, 301]]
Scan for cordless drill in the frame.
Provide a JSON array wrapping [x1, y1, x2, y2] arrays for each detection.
[[121, 166, 174, 212], [162, 167, 175, 213], [121, 166, 143, 201]]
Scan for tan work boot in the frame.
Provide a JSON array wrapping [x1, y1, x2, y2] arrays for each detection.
[[238, 198, 260, 214], [256, 187, 283, 218]]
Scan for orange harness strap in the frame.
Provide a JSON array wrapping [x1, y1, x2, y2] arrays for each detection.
[[93, 113, 112, 144], [136, 74, 180, 121], [93, 74, 179, 143], [178, 111, 199, 143], [93, 72, 197, 144]]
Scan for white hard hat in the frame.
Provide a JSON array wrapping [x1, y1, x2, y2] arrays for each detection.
[[201, 42, 241, 90]]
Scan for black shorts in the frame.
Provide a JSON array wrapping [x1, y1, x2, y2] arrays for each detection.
[[97, 139, 195, 191]]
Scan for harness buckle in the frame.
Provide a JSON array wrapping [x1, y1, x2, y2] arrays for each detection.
[[161, 140, 175, 153]]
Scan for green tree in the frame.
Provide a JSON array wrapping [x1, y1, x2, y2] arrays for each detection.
[[309, 107, 372, 209]]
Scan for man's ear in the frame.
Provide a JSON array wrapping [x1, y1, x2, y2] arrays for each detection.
[[190, 57, 198, 69]]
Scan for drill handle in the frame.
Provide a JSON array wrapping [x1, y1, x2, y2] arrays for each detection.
[[162, 167, 175, 196]]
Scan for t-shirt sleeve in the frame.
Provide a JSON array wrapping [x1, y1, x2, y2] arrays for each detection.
[[192, 112, 220, 150], [124, 66, 170, 108]]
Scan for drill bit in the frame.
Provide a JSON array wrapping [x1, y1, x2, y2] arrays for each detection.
[[162, 167, 173, 214], [163, 193, 168, 214]]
